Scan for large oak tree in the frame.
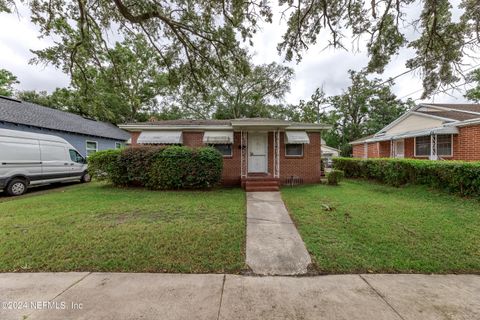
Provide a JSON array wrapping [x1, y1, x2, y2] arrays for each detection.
[[1, 0, 479, 98]]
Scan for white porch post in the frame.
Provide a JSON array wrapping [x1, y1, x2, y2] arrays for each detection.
[[390, 140, 395, 158], [430, 134, 438, 160], [241, 130, 248, 178], [276, 130, 280, 178]]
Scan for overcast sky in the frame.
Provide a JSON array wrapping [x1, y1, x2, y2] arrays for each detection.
[[0, 2, 477, 106]]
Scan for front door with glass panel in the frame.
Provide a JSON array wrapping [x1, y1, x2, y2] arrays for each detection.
[[395, 139, 405, 158], [248, 132, 268, 173]]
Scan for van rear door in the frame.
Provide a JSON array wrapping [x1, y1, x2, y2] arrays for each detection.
[[0, 135, 42, 180]]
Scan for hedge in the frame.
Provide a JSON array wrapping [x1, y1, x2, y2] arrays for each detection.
[[333, 157, 480, 197], [88, 146, 223, 189]]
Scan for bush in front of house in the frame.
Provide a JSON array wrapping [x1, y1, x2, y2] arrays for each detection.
[[89, 145, 224, 189], [333, 157, 480, 196], [87, 149, 125, 184], [326, 169, 344, 185]]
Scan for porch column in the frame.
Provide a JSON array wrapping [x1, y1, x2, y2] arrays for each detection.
[[390, 140, 395, 158], [272, 129, 280, 178], [430, 134, 438, 160], [240, 130, 248, 178], [275, 130, 280, 178]]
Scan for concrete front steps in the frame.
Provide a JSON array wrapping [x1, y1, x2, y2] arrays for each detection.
[[242, 174, 280, 192]]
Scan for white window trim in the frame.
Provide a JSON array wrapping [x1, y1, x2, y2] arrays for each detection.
[[285, 143, 304, 157], [210, 144, 233, 157], [414, 135, 453, 157], [86, 140, 98, 157]]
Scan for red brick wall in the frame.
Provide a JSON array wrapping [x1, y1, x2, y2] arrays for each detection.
[[279, 132, 322, 184], [221, 132, 242, 186], [128, 130, 323, 185], [378, 141, 391, 158], [352, 144, 365, 158], [455, 125, 480, 161], [367, 142, 380, 158], [130, 131, 140, 145]]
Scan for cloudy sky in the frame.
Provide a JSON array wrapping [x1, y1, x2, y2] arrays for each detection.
[[0, 1, 477, 106]]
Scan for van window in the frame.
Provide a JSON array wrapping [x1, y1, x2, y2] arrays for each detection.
[[41, 145, 67, 161], [69, 149, 85, 163]]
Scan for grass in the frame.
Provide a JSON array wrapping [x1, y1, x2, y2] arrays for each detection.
[[0, 182, 245, 273], [282, 179, 480, 274]]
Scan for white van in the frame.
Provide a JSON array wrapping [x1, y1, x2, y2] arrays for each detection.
[[0, 128, 90, 196]]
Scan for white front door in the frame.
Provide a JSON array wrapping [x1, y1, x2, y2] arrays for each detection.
[[395, 139, 405, 158], [248, 132, 268, 173]]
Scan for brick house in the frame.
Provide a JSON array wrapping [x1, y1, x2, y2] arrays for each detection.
[[119, 119, 330, 191], [351, 103, 480, 161]]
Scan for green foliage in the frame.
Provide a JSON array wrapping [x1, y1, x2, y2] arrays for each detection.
[[465, 69, 480, 102], [326, 169, 344, 185], [0, 182, 245, 272], [2, 0, 475, 103], [289, 71, 412, 156], [0, 69, 18, 96], [282, 180, 480, 273], [334, 157, 480, 196], [30, 34, 171, 123], [87, 149, 124, 184], [92, 146, 223, 190]]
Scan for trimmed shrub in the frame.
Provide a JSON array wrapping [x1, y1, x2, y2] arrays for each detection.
[[89, 145, 223, 190], [87, 149, 124, 183], [327, 169, 344, 185], [333, 157, 480, 196]]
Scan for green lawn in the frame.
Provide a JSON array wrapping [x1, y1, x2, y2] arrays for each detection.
[[282, 180, 480, 274], [0, 183, 245, 273]]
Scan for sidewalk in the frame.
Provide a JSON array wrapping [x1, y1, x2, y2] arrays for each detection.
[[246, 192, 311, 275], [1, 273, 479, 320]]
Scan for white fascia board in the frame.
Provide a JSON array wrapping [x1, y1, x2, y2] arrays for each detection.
[[444, 118, 480, 127]]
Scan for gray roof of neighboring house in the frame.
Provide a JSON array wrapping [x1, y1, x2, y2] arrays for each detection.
[[416, 110, 480, 121], [0, 96, 130, 141], [423, 103, 480, 113], [350, 134, 375, 145]]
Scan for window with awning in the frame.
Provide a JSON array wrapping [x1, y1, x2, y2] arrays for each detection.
[[285, 131, 310, 144], [202, 131, 234, 144], [137, 131, 183, 144]]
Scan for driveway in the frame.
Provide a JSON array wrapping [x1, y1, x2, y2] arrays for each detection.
[[1, 273, 479, 320]]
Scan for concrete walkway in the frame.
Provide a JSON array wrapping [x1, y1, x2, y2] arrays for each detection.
[[246, 192, 311, 275], [1, 273, 479, 320]]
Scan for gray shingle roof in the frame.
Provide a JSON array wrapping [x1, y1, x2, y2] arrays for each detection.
[[416, 110, 480, 121], [425, 103, 480, 113], [0, 96, 130, 141]]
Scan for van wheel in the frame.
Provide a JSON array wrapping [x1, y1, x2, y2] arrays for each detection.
[[6, 179, 27, 196], [81, 172, 91, 183]]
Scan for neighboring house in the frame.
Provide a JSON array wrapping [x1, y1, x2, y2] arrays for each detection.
[[321, 139, 340, 159], [119, 118, 330, 190], [0, 96, 130, 157], [350, 103, 480, 161]]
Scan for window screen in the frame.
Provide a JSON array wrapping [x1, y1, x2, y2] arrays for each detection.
[[285, 144, 303, 156], [415, 136, 430, 156]]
